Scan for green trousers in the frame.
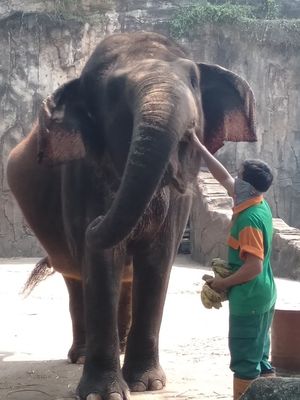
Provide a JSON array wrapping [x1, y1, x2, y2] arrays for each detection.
[[229, 306, 275, 379]]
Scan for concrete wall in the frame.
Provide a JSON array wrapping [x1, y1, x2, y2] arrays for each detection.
[[1, 1, 300, 256]]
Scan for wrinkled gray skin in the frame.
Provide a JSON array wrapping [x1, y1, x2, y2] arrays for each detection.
[[7, 32, 256, 400], [240, 377, 300, 399]]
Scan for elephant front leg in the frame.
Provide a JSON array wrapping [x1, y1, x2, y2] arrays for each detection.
[[122, 250, 172, 392], [64, 277, 86, 364], [77, 250, 130, 400]]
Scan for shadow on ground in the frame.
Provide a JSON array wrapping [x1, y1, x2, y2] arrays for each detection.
[[0, 358, 80, 399]]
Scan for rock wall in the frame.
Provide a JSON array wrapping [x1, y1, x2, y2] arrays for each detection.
[[0, 12, 103, 257], [1, 1, 300, 256]]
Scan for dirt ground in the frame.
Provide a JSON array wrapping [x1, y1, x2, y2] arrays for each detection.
[[1, 255, 300, 400]]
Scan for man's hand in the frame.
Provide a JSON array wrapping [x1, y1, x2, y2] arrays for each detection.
[[206, 275, 229, 292], [191, 132, 235, 197], [207, 253, 263, 292]]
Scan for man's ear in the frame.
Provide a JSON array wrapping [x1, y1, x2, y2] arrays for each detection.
[[37, 79, 88, 165], [198, 63, 257, 154]]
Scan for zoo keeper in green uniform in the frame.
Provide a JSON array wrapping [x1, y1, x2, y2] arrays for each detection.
[[193, 134, 277, 400]]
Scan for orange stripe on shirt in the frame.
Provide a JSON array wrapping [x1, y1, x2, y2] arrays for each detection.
[[227, 235, 239, 249], [233, 195, 264, 215], [239, 226, 264, 260]]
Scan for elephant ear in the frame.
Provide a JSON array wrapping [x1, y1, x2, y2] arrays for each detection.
[[198, 63, 256, 154], [37, 78, 91, 165]]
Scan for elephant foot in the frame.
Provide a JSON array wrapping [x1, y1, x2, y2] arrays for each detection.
[[68, 343, 86, 364], [77, 371, 130, 400], [122, 364, 166, 392], [86, 395, 123, 400]]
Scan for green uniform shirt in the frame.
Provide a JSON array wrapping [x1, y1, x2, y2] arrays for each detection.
[[227, 196, 277, 316]]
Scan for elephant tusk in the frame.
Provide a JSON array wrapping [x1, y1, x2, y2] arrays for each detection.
[[189, 130, 203, 149]]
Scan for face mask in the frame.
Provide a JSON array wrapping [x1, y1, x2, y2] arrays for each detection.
[[234, 177, 262, 206]]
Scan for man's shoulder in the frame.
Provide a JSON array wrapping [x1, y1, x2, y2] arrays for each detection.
[[238, 200, 272, 228], [243, 198, 271, 215]]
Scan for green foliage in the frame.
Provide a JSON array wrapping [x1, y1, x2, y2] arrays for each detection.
[[169, 3, 254, 38], [169, 1, 283, 38]]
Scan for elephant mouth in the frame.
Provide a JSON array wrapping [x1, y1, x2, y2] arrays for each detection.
[[170, 177, 186, 194], [161, 164, 186, 194]]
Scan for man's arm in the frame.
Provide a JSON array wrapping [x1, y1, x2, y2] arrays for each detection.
[[207, 253, 263, 292], [192, 134, 235, 197]]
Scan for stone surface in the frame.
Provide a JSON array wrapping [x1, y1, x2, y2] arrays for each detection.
[[190, 172, 300, 281], [272, 219, 300, 280], [280, 0, 300, 18], [190, 172, 232, 264], [240, 377, 300, 400]]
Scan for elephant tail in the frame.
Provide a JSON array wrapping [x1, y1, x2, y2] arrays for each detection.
[[21, 256, 55, 297]]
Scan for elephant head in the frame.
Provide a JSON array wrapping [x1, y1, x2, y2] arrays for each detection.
[[36, 32, 256, 249]]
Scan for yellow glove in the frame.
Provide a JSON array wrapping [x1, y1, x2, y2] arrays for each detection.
[[200, 282, 223, 309], [200, 258, 231, 309], [211, 258, 231, 278]]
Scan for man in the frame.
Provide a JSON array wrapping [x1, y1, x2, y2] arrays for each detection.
[[193, 136, 277, 400]]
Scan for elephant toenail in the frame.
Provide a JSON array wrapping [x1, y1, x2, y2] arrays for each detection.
[[149, 379, 164, 390], [87, 394, 102, 400], [108, 393, 122, 400], [76, 356, 86, 364], [129, 381, 147, 392]]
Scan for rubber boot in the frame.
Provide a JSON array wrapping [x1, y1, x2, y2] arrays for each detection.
[[233, 377, 255, 399], [260, 371, 276, 378], [260, 368, 276, 378]]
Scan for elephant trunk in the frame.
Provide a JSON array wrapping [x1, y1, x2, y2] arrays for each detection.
[[86, 79, 187, 249]]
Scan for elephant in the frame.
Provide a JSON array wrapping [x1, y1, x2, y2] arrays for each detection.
[[7, 31, 256, 400]]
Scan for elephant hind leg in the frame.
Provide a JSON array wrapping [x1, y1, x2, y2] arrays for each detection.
[[64, 276, 86, 364], [118, 282, 132, 353]]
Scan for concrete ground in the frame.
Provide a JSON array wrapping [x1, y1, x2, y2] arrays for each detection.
[[1, 255, 300, 400]]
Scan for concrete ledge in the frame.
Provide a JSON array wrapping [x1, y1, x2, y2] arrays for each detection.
[[272, 219, 300, 280], [190, 172, 300, 281]]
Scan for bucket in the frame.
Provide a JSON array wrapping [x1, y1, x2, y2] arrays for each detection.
[[271, 309, 300, 372]]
